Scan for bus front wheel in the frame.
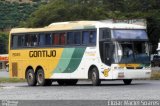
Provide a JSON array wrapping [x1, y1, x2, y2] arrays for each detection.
[[36, 68, 52, 86], [123, 79, 132, 85], [26, 69, 37, 86], [91, 67, 101, 86]]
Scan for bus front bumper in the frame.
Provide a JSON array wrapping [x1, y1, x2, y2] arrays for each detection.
[[112, 69, 152, 79]]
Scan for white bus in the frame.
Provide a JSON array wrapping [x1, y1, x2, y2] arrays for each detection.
[[9, 21, 151, 86]]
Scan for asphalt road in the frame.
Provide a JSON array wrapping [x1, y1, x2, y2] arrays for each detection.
[[0, 80, 160, 100], [0, 70, 9, 78]]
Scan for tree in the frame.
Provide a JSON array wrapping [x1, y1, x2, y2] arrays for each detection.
[[0, 1, 40, 31], [15, 0, 160, 53], [0, 32, 8, 54], [24, 0, 107, 27]]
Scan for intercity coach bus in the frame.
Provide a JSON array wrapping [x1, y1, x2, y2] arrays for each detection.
[[9, 21, 151, 86]]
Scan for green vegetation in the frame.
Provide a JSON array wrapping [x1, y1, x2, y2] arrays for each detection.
[[0, 32, 8, 54], [22, 0, 160, 53], [0, 78, 26, 83], [0, 1, 40, 31], [0, 1, 41, 54]]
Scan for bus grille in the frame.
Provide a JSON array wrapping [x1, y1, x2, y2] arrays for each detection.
[[126, 67, 134, 69], [135, 67, 143, 69], [126, 67, 143, 69]]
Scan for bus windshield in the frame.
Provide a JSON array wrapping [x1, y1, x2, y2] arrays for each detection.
[[112, 29, 148, 40], [113, 41, 150, 64]]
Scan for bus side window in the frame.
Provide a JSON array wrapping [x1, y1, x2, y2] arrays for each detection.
[[67, 31, 81, 45], [31, 34, 38, 46], [74, 32, 81, 45], [59, 33, 66, 45], [12, 35, 18, 48], [102, 29, 110, 39], [24, 35, 31, 47], [45, 33, 52, 45], [82, 31, 89, 45], [18, 35, 25, 47], [53, 33, 60, 45], [67, 32, 74, 45], [39, 33, 45, 46], [11, 35, 25, 48], [89, 31, 96, 44], [38, 33, 52, 46], [82, 31, 96, 45]]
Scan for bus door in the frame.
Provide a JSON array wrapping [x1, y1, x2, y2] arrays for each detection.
[[103, 42, 114, 66]]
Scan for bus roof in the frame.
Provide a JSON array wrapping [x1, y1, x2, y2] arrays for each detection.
[[10, 21, 146, 34]]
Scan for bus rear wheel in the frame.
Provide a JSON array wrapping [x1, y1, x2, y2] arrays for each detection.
[[26, 69, 37, 86], [123, 79, 132, 85], [36, 68, 52, 86], [91, 67, 101, 86]]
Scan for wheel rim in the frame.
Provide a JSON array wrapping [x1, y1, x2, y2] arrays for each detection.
[[92, 71, 96, 81], [38, 73, 43, 84], [28, 72, 33, 83]]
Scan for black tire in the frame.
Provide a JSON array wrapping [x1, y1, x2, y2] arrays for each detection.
[[26, 69, 37, 86], [91, 67, 101, 86], [123, 79, 132, 85], [36, 68, 52, 86]]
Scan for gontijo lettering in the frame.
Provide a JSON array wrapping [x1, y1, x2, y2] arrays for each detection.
[[29, 50, 56, 57]]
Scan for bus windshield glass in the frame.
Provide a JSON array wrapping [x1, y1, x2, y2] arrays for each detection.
[[113, 41, 150, 64], [112, 29, 148, 40]]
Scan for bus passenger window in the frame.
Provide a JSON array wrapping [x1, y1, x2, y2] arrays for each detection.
[[53, 34, 59, 45], [82, 31, 96, 45], [67, 32, 81, 45], [24, 35, 31, 47], [45, 33, 52, 45], [60, 33, 65, 45], [18, 35, 25, 47], [74, 32, 81, 45], [82, 31, 89, 45], [31, 34, 38, 46], [39, 33, 52, 46], [39, 33, 45, 46], [67, 32, 74, 45], [12, 35, 18, 48], [89, 31, 96, 44]]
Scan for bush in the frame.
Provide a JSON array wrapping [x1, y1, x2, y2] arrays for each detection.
[[151, 70, 160, 80], [0, 32, 9, 54]]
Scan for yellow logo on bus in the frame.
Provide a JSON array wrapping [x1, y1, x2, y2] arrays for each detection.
[[104, 69, 109, 77]]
